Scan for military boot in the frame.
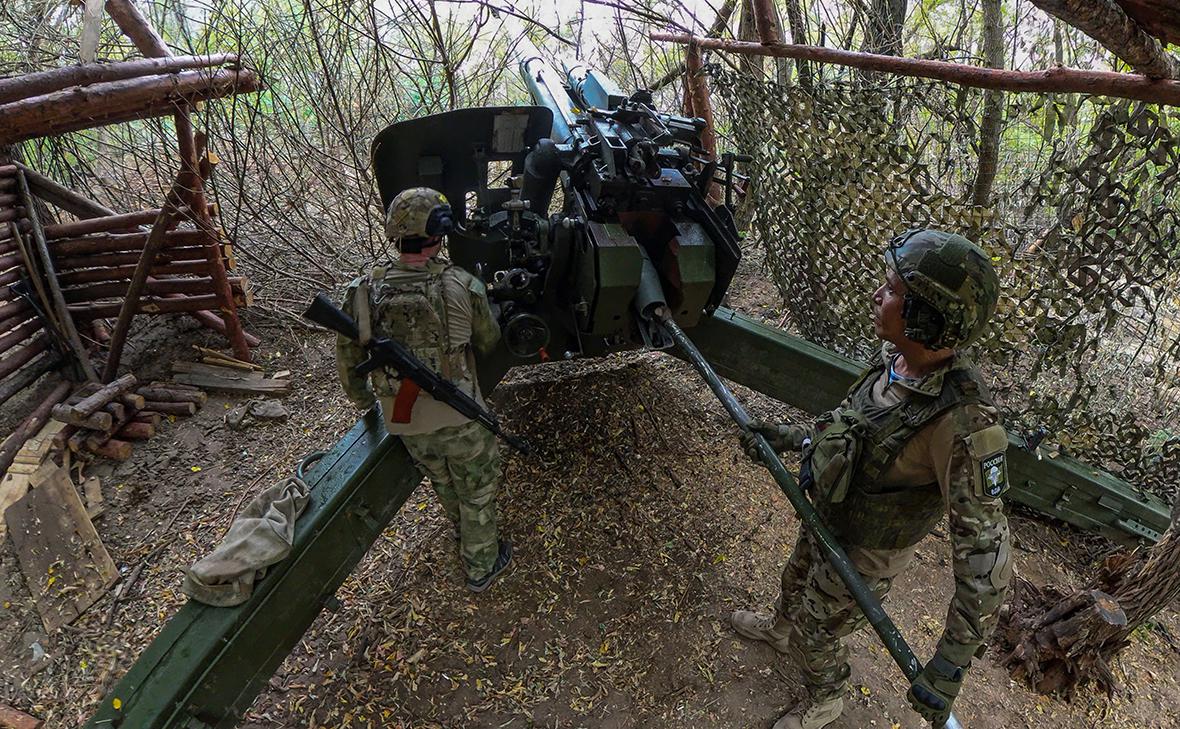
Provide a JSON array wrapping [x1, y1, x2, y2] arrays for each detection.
[[771, 697, 844, 729], [729, 609, 792, 653]]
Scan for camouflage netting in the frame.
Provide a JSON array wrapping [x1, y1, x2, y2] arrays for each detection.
[[712, 68, 1180, 503]]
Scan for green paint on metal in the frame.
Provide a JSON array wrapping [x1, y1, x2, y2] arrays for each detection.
[[85, 409, 419, 729], [686, 307, 1171, 544]]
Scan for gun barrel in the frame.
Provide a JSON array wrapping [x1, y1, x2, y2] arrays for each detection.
[[519, 43, 577, 144], [305, 292, 360, 341], [563, 60, 625, 111]]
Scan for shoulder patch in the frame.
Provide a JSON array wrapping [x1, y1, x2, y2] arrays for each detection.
[[980, 452, 1007, 497]]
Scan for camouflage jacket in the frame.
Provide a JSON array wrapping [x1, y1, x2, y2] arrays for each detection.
[[335, 255, 501, 435], [783, 346, 1013, 667]]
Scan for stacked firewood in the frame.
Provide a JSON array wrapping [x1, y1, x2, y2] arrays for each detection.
[[51, 375, 206, 461], [44, 206, 250, 322]]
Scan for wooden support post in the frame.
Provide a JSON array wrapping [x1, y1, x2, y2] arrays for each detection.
[[684, 42, 718, 161], [17, 170, 99, 382], [649, 33, 1180, 106], [100, 199, 180, 381], [102, 0, 253, 362]]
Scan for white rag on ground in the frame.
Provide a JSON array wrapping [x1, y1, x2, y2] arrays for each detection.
[[181, 476, 310, 607]]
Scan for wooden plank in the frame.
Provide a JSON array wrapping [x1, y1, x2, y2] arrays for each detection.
[[0, 703, 44, 729], [171, 360, 263, 380], [172, 373, 289, 395], [5, 466, 118, 631]]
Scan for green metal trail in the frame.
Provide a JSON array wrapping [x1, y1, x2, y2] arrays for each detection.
[[659, 310, 963, 729]]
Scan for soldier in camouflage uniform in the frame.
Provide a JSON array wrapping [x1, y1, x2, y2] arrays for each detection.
[[336, 187, 512, 593], [733, 230, 1012, 728]]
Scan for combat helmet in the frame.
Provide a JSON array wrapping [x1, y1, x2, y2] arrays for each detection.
[[886, 229, 1000, 349], [385, 187, 455, 251]]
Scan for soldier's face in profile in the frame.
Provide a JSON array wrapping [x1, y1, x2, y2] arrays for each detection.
[[872, 268, 908, 344]]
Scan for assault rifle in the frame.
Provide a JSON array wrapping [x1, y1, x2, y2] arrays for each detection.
[[305, 292, 531, 455]]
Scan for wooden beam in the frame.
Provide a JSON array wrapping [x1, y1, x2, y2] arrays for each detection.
[[0, 352, 61, 408], [0, 69, 260, 146], [0, 54, 240, 105], [1030, 0, 1178, 79], [651, 33, 1180, 106]]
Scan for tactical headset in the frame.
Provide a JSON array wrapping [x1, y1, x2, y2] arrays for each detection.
[[887, 229, 948, 349], [399, 204, 456, 253]]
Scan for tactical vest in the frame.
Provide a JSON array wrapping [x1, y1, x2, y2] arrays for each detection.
[[356, 265, 470, 400], [804, 359, 993, 551]]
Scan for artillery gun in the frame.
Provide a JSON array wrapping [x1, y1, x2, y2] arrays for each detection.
[[84, 51, 752, 729], [370, 44, 744, 378]]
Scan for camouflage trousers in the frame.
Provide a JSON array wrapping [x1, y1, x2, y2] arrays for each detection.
[[775, 532, 915, 701], [401, 420, 502, 580]]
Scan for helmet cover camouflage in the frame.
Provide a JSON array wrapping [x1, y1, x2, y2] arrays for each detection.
[[385, 187, 454, 241], [886, 229, 1000, 349]]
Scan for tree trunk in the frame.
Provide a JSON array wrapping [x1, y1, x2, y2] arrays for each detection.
[[969, 0, 1006, 208], [1028, 0, 1179, 78], [1003, 498, 1180, 696]]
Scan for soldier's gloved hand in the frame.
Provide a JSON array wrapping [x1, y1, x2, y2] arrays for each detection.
[[741, 420, 788, 461], [907, 653, 965, 727]]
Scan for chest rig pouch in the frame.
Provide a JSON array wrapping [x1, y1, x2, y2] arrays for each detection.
[[806, 363, 991, 551], [357, 266, 469, 403]]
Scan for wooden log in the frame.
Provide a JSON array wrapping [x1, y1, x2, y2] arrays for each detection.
[[50, 228, 212, 256], [0, 193, 18, 207], [0, 318, 40, 354], [0, 352, 60, 408], [0, 54, 240, 105], [116, 421, 155, 440], [132, 411, 162, 428], [57, 261, 212, 286], [0, 207, 27, 224], [0, 311, 34, 339], [55, 245, 215, 270], [17, 169, 99, 382], [0, 250, 23, 271], [187, 308, 260, 347], [684, 41, 719, 169], [51, 403, 113, 431], [84, 438, 132, 461], [42, 209, 163, 239], [143, 400, 196, 416], [0, 165, 16, 178], [18, 164, 117, 220], [1029, 0, 1178, 79], [0, 294, 29, 320], [41, 204, 216, 240], [750, 0, 783, 43], [0, 297, 30, 322], [68, 372, 136, 417], [0, 268, 20, 287], [101, 401, 126, 423], [0, 379, 71, 479], [119, 392, 146, 410], [650, 33, 1180, 106], [135, 385, 207, 404], [68, 293, 246, 320], [51, 423, 78, 452], [0, 703, 44, 729], [0, 69, 262, 146], [60, 276, 246, 303], [91, 318, 110, 343], [104, 0, 171, 57], [0, 335, 49, 380]]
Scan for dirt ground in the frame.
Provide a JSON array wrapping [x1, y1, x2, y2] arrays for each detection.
[[2, 250, 1179, 728]]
